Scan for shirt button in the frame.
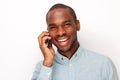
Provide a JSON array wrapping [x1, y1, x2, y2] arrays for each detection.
[[76, 54, 77, 57], [61, 57, 64, 60]]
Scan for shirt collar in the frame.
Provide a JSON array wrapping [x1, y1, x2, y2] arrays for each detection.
[[54, 47, 83, 64]]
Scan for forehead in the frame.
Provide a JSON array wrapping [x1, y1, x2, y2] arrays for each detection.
[[47, 8, 73, 23]]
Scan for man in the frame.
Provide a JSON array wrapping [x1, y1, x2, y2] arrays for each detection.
[[32, 3, 118, 80]]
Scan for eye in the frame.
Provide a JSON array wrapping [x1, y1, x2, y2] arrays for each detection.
[[48, 26, 57, 31], [64, 23, 71, 27], [65, 23, 70, 25]]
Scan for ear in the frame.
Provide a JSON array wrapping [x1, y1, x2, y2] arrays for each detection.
[[76, 20, 80, 31]]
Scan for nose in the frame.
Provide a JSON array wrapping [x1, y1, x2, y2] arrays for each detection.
[[57, 26, 66, 36]]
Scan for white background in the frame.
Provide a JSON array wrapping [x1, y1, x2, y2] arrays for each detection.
[[0, 0, 120, 80]]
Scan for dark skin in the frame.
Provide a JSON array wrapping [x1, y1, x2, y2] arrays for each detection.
[[38, 8, 80, 67]]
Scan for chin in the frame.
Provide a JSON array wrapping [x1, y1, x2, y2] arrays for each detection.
[[57, 45, 71, 53]]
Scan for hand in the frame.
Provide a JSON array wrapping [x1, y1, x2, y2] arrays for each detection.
[[38, 31, 55, 67]]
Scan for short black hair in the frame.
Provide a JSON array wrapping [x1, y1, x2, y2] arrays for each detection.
[[46, 3, 77, 22]]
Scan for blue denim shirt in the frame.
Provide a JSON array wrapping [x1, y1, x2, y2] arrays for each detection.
[[32, 47, 118, 80]]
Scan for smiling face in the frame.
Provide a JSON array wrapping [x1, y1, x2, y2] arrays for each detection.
[[47, 8, 80, 56]]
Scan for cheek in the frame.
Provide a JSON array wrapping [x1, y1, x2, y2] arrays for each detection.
[[49, 32, 56, 43], [69, 29, 78, 40], [49, 31, 55, 37], [67, 28, 76, 36]]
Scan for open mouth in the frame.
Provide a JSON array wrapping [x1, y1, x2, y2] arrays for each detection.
[[55, 37, 70, 47], [58, 38, 68, 42]]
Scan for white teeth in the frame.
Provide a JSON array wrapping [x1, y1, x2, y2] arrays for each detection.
[[58, 38, 67, 42]]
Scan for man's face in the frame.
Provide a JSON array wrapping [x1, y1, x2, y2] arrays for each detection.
[[47, 8, 80, 53]]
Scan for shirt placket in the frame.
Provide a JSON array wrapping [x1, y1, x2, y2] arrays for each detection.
[[68, 61, 75, 80]]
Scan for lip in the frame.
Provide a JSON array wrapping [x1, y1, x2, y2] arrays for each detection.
[[58, 38, 68, 42], [55, 37, 70, 46]]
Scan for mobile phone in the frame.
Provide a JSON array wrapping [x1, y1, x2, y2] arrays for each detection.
[[45, 39, 51, 48]]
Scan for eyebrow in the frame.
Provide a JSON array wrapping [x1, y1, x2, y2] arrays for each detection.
[[48, 20, 72, 27], [48, 24, 56, 27], [63, 20, 71, 24]]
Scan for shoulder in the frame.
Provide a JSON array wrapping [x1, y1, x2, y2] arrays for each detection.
[[81, 48, 118, 71], [80, 48, 114, 66], [81, 48, 118, 79], [82, 48, 108, 60]]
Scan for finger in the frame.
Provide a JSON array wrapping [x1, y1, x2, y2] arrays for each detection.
[[38, 31, 50, 44], [39, 36, 51, 48], [39, 31, 49, 39], [42, 36, 51, 45]]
